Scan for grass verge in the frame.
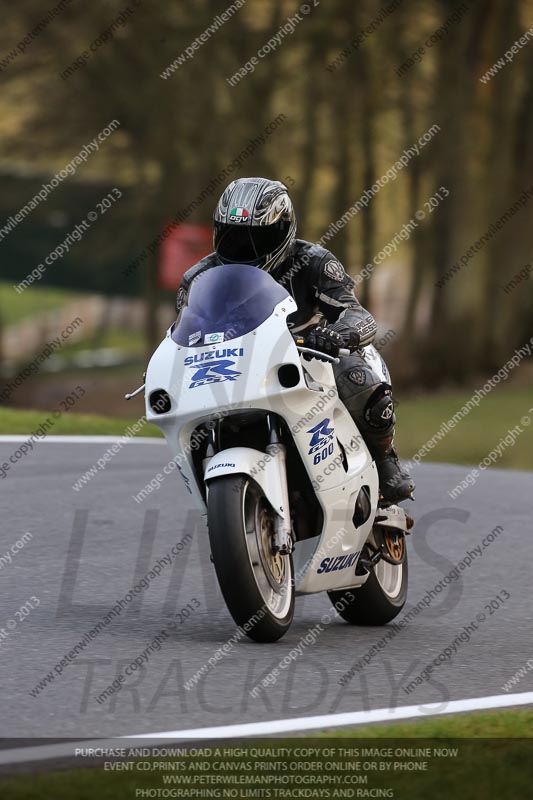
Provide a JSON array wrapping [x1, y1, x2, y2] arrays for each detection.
[[394, 386, 532, 470], [0, 386, 532, 469], [0, 407, 162, 437], [0, 281, 81, 326], [0, 711, 531, 800]]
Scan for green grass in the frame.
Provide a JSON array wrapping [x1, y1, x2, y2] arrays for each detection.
[[1, 386, 532, 470], [395, 385, 533, 470], [327, 708, 533, 737], [0, 281, 81, 326], [0, 711, 530, 800], [0, 407, 162, 437], [59, 328, 146, 357]]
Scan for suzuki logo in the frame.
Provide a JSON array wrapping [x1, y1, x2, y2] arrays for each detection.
[[189, 359, 241, 388], [307, 418, 335, 456], [308, 418, 334, 448]]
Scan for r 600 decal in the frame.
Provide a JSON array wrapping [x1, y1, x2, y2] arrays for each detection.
[[313, 441, 334, 465], [307, 418, 335, 465]]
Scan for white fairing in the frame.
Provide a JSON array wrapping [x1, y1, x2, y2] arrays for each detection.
[[204, 447, 287, 522], [145, 293, 380, 595]]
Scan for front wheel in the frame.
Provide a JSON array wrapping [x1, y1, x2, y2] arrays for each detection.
[[328, 528, 408, 625], [207, 475, 294, 642]]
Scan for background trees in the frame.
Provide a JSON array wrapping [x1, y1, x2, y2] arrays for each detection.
[[1, 0, 532, 385]]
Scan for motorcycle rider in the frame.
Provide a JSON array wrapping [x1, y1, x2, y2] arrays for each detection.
[[176, 177, 415, 503]]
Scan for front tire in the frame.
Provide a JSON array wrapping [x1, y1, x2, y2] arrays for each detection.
[[207, 475, 294, 642], [328, 530, 408, 625]]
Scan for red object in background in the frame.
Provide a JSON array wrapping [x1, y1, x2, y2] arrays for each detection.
[[159, 223, 212, 289]]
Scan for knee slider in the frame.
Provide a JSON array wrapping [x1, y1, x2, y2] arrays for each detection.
[[364, 387, 395, 430]]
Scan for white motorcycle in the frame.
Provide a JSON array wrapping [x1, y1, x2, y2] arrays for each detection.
[[129, 263, 413, 642]]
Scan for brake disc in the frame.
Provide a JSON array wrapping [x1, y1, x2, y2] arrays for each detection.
[[381, 529, 406, 564]]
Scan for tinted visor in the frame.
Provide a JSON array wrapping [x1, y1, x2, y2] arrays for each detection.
[[214, 219, 290, 264]]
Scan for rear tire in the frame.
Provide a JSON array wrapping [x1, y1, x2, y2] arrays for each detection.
[[207, 475, 294, 642], [328, 530, 408, 625]]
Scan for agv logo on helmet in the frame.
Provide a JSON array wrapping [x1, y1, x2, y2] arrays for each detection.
[[229, 207, 250, 223]]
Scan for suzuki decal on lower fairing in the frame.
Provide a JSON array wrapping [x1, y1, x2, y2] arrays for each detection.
[[316, 551, 360, 574]]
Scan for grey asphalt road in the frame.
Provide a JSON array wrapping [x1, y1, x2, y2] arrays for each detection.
[[0, 438, 531, 739]]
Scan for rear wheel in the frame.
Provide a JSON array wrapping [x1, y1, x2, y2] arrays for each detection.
[[328, 528, 408, 625], [207, 475, 294, 642]]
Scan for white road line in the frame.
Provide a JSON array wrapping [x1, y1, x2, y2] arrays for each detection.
[[1, 691, 532, 766], [0, 436, 164, 444]]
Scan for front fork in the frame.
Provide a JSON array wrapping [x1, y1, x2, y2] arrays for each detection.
[[202, 414, 293, 555], [266, 414, 293, 555]]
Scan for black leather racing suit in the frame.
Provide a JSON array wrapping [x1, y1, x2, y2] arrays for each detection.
[[177, 239, 414, 501], [178, 239, 377, 338]]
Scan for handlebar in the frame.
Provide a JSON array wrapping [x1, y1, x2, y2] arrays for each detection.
[[295, 346, 350, 364]]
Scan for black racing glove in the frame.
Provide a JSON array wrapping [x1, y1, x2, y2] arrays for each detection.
[[328, 324, 361, 352], [304, 327, 343, 361]]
